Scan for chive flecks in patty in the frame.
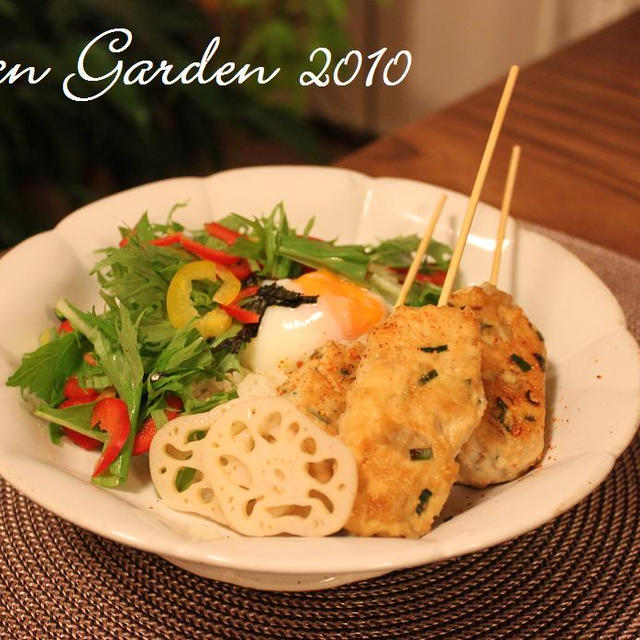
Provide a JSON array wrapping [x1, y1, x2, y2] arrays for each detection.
[[419, 369, 438, 385], [416, 488, 433, 516], [526, 390, 541, 406], [510, 354, 532, 371], [494, 397, 509, 430], [410, 447, 433, 461], [534, 353, 546, 371], [420, 345, 448, 353]]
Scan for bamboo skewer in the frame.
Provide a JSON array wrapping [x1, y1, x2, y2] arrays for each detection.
[[437, 65, 520, 307], [489, 144, 521, 286], [394, 193, 448, 308]]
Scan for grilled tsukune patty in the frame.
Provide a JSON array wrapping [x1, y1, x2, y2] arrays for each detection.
[[338, 305, 486, 538], [449, 283, 546, 488]]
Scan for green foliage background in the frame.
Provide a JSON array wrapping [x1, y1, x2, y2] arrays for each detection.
[[0, 0, 351, 248]]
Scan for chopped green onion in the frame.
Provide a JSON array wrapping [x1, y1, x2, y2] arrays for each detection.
[[420, 345, 448, 353], [416, 488, 433, 515], [534, 353, 546, 371], [410, 447, 433, 461], [494, 397, 508, 427], [510, 354, 532, 372], [419, 369, 438, 385], [526, 390, 540, 406]]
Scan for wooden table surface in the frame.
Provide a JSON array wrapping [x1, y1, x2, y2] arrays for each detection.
[[337, 11, 640, 260]]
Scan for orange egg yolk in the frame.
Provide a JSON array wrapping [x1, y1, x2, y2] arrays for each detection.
[[293, 269, 387, 340]]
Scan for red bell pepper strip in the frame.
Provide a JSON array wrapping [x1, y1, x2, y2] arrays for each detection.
[[391, 267, 447, 287], [219, 304, 260, 324], [233, 285, 259, 303], [64, 428, 102, 450], [91, 398, 131, 478], [132, 395, 183, 456], [150, 232, 242, 267], [63, 376, 100, 403], [132, 416, 156, 456], [207, 271, 259, 314], [57, 319, 73, 334], [165, 394, 184, 412], [131, 408, 182, 456], [179, 236, 240, 265], [204, 221, 241, 246], [227, 259, 252, 280], [83, 352, 98, 367], [416, 270, 446, 286], [58, 398, 102, 450], [119, 227, 141, 247], [149, 232, 183, 247]]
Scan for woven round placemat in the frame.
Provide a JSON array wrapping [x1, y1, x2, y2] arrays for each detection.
[[1, 227, 639, 639]]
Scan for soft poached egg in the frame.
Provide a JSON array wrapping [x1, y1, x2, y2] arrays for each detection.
[[242, 269, 387, 372]]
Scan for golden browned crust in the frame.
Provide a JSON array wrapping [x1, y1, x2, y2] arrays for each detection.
[[278, 340, 365, 436], [450, 283, 546, 488]]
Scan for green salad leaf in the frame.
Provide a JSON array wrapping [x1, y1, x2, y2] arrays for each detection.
[[219, 203, 451, 286], [220, 204, 370, 281], [6, 332, 85, 406], [406, 282, 442, 307], [146, 325, 215, 402], [94, 243, 189, 317], [369, 235, 451, 272], [117, 206, 186, 247], [34, 402, 107, 443], [55, 300, 144, 487]]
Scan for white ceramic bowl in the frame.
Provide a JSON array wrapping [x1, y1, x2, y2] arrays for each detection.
[[1, 166, 639, 591]]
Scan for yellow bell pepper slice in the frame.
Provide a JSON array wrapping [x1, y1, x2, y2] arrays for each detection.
[[213, 265, 241, 305], [196, 308, 232, 338], [166, 261, 240, 338]]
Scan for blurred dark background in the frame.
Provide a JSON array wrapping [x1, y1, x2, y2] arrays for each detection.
[[0, 0, 371, 249], [2, 0, 635, 249]]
